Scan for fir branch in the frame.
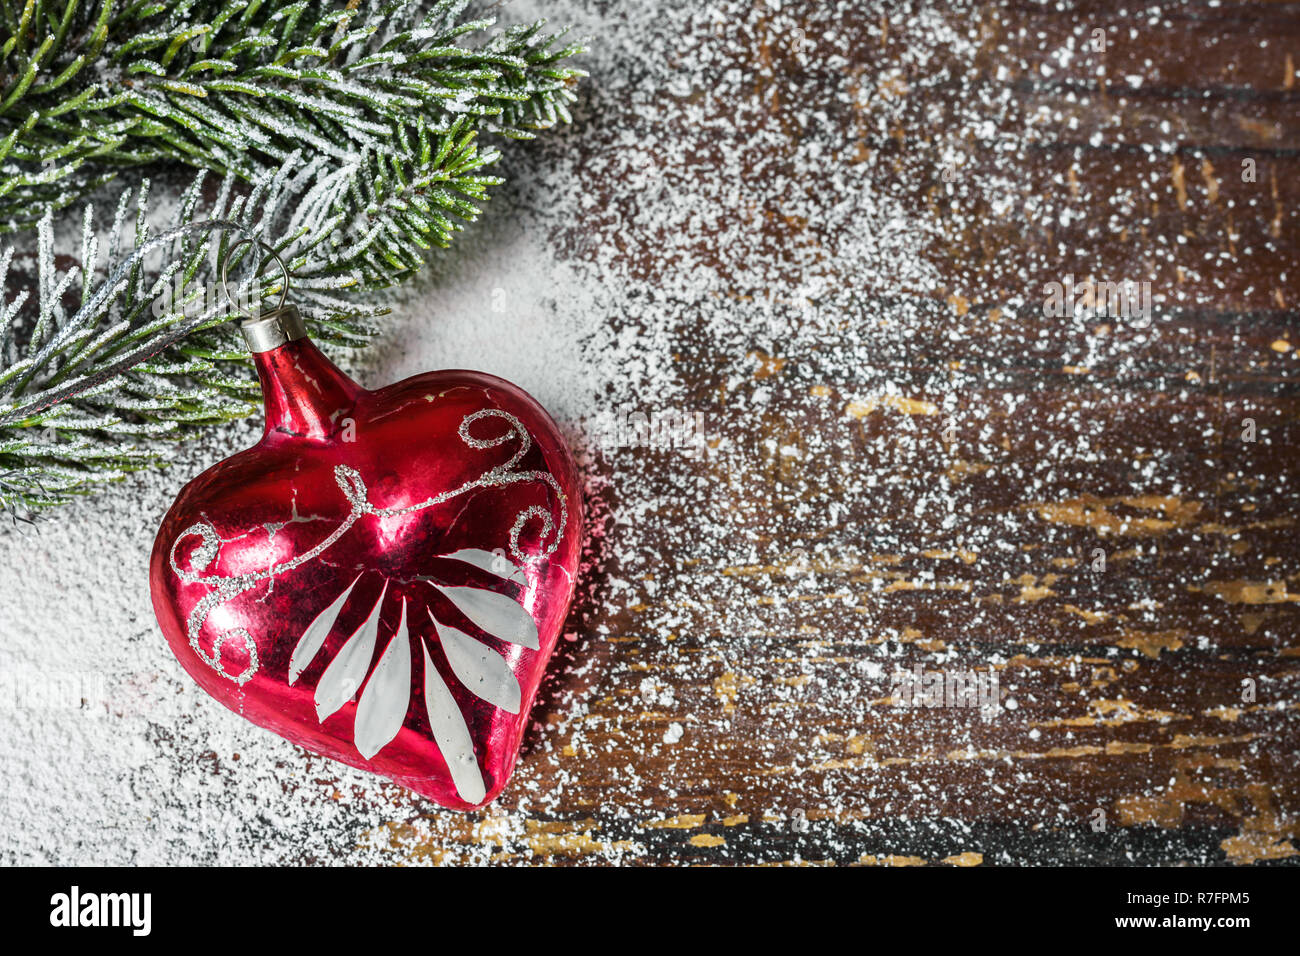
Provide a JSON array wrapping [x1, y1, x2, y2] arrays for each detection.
[[0, 1, 586, 517], [0, 0, 585, 228], [0, 112, 514, 514]]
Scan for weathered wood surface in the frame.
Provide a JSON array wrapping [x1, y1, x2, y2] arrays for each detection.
[[320, 0, 1296, 866], [213, 0, 1300, 864]]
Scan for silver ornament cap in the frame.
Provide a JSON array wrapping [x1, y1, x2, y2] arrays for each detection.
[[241, 305, 307, 353]]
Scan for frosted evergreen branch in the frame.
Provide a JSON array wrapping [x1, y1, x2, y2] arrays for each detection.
[[0, 0, 587, 227], [0, 117, 511, 513], [0, 1, 586, 517]]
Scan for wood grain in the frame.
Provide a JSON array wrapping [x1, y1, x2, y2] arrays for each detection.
[[353, 0, 1300, 866]]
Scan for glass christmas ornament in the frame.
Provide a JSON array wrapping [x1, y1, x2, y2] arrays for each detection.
[[149, 246, 583, 809]]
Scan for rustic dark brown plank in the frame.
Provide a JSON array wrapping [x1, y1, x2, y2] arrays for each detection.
[[327, 0, 1300, 866]]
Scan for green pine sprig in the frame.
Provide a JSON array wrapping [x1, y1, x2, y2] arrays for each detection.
[[0, 0, 586, 516], [0, 0, 584, 228]]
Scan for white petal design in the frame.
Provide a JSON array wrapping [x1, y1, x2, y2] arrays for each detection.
[[423, 643, 486, 804], [315, 580, 388, 722], [441, 548, 527, 585], [430, 611, 521, 714], [289, 574, 362, 685], [354, 599, 413, 759], [432, 584, 539, 650]]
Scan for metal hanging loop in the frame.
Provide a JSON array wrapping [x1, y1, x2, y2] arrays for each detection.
[[221, 238, 307, 353]]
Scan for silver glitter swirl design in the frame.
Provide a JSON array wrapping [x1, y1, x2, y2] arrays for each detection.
[[168, 409, 569, 685]]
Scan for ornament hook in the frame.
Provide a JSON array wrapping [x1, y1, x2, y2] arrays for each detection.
[[221, 239, 306, 353]]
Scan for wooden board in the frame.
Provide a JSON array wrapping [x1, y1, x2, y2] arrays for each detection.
[[347, 0, 1300, 866]]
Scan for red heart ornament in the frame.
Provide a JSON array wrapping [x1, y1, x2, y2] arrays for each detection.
[[149, 317, 582, 810]]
